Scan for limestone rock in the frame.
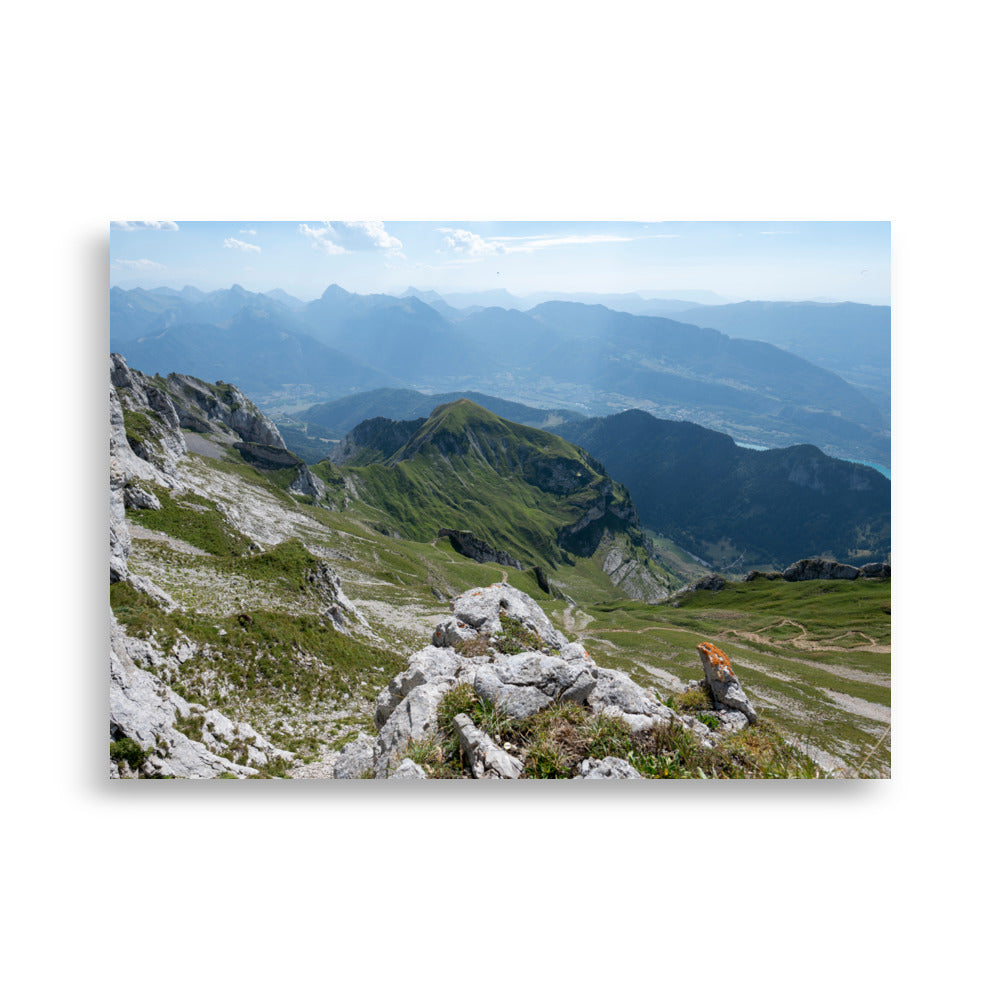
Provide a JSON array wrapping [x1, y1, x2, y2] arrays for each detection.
[[331, 734, 379, 779], [376, 680, 456, 776], [860, 562, 890, 579], [110, 610, 290, 778], [585, 666, 678, 732], [165, 372, 285, 448], [696, 642, 757, 724], [389, 759, 428, 780], [782, 557, 860, 582], [452, 713, 524, 779], [290, 464, 326, 499], [374, 646, 467, 729], [575, 757, 644, 779], [473, 652, 597, 719], [449, 582, 568, 651]]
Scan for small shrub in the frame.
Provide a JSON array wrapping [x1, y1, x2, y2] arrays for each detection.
[[110, 737, 148, 770], [696, 712, 721, 731], [174, 711, 205, 742], [436, 683, 479, 730]]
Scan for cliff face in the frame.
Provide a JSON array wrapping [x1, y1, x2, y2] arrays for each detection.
[[108, 355, 313, 779]]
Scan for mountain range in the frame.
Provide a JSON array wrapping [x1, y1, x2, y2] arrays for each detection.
[[111, 283, 890, 466]]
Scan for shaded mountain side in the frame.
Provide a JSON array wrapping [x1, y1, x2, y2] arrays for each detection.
[[320, 399, 670, 599], [559, 409, 890, 571]]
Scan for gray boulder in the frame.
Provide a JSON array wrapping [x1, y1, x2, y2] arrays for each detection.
[[575, 757, 644, 779], [585, 666, 678, 733], [389, 759, 428, 780], [473, 652, 597, 719], [331, 734, 379, 779]]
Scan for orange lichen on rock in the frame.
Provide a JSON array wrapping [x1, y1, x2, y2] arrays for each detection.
[[697, 642, 736, 680]]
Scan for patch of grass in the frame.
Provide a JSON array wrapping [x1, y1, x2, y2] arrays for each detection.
[[129, 486, 251, 557], [122, 408, 156, 451], [493, 611, 545, 655], [579, 712, 633, 759]]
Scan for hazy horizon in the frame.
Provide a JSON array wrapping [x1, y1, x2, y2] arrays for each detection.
[[110, 221, 891, 306]]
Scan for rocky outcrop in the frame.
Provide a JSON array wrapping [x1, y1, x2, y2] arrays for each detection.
[[600, 539, 671, 603], [697, 642, 757, 725], [781, 558, 860, 581], [333, 582, 733, 779], [165, 372, 285, 448], [110, 353, 187, 477], [290, 464, 326, 499], [745, 559, 890, 582], [437, 528, 525, 570], [556, 479, 641, 557], [859, 562, 890, 579], [110, 611, 291, 778]]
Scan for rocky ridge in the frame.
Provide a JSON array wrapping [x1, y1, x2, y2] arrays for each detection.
[[328, 582, 758, 779]]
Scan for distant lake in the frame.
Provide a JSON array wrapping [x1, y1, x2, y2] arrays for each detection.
[[735, 440, 890, 480]]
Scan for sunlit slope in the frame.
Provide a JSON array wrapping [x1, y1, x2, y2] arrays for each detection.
[[318, 399, 665, 579]]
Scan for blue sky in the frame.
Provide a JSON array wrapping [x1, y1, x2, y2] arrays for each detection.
[[110, 220, 890, 304]]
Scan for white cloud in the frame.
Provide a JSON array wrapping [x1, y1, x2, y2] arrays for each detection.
[[111, 258, 167, 271], [239, 228, 257, 235], [437, 227, 507, 257], [110, 221, 179, 231], [299, 221, 403, 256], [224, 237, 261, 253], [487, 232, 681, 253]]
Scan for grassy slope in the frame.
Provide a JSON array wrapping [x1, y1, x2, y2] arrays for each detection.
[[565, 577, 890, 774], [319, 400, 651, 572]]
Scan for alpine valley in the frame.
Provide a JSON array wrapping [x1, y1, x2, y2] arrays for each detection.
[[109, 278, 891, 780]]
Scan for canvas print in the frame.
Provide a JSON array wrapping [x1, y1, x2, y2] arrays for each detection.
[[109, 221, 890, 779]]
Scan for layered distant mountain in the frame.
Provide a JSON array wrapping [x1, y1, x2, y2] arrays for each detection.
[[649, 301, 891, 415], [110, 283, 890, 465], [112, 300, 397, 399], [558, 409, 890, 571]]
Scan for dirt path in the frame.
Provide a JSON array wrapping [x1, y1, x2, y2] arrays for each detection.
[[721, 618, 891, 656]]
